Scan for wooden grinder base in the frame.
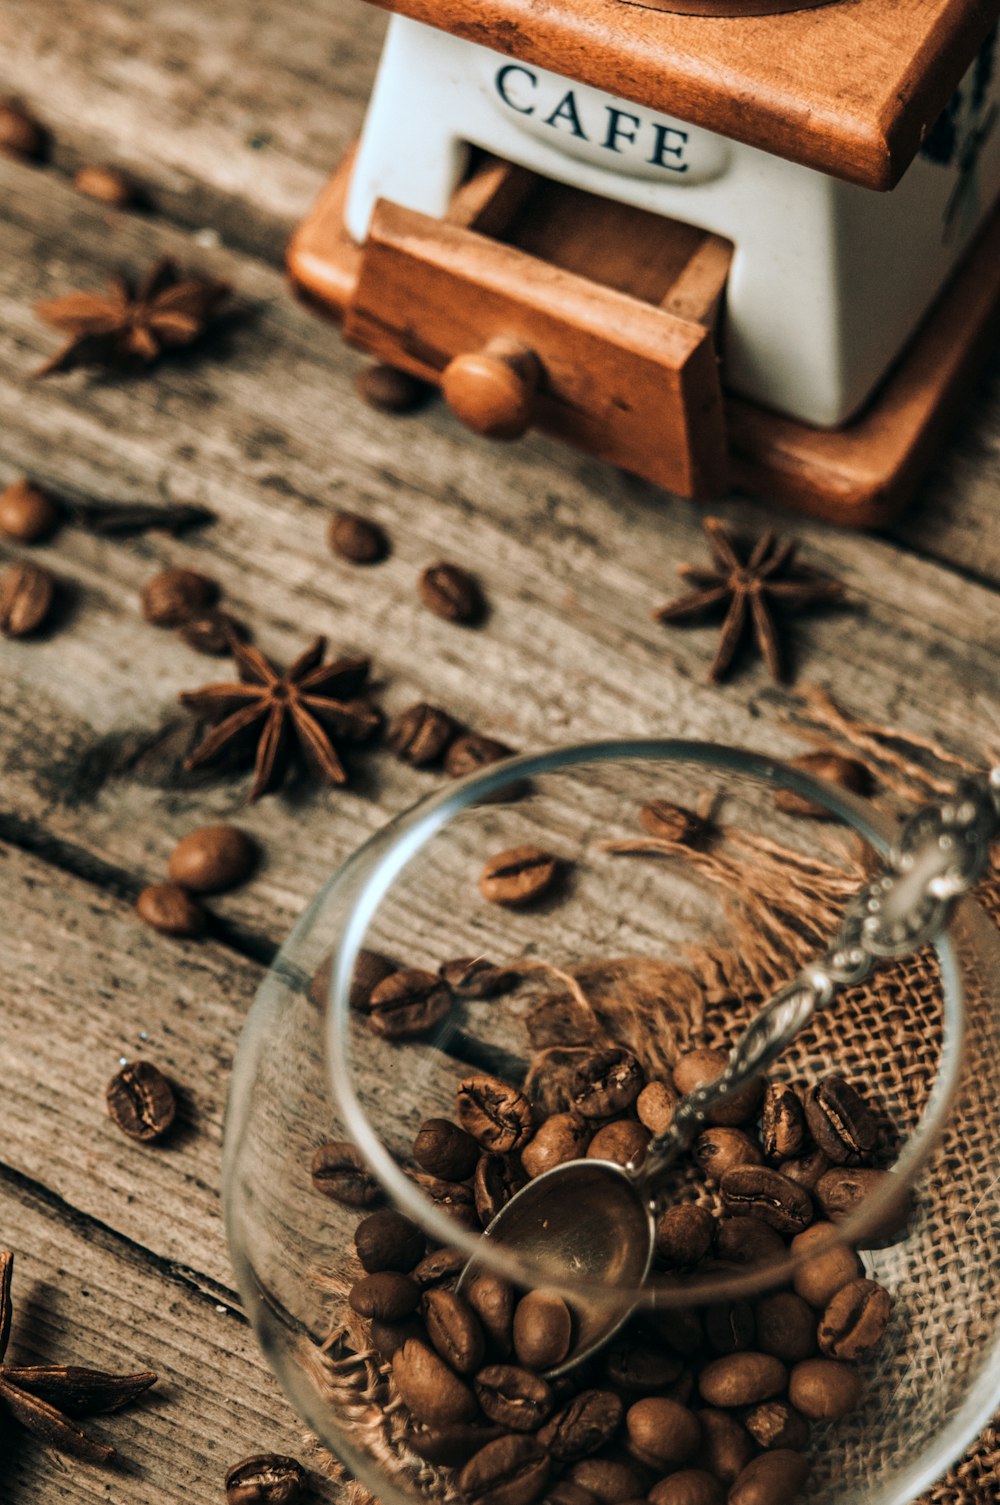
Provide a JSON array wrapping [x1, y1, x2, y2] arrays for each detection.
[[289, 147, 1000, 529]]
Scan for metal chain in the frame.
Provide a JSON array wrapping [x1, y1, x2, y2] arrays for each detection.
[[639, 769, 1000, 1191]]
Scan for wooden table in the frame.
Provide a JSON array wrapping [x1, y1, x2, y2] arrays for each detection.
[[0, 3, 998, 1500]]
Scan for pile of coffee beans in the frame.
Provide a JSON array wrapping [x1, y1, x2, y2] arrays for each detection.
[[316, 1050, 903, 1505]]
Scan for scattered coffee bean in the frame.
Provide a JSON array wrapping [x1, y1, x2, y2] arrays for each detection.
[[178, 609, 249, 655], [0, 478, 59, 541], [648, 1471, 723, 1505], [788, 1357, 863, 1421], [322, 949, 398, 1012], [655, 1205, 715, 1267], [140, 566, 217, 626], [626, 1396, 701, 1468], [440, 956, 519, 999], [0, 560, 55, 637], [393, 1337, 478, 1426], [587, 1119, 649, 1168], [475, 1364, 554, 1430], [413, 1247, 466, 1289], [409, 1423, 506, 1467], [479, 846, 560, 907], [415, 1173, 480, 1229], [775, 752, 871, 818], [73, 163, 134, 206], [605, 1343, 682, 1393], [815, 1167, 911, 1239], [457, 1075, 534, 1152], [817, 1277, 891, 1360], [703, 1297, 755, 1355], [310, 1140, 380, 1206], [673, 1050, 763, 1128], [636, 1080, 678, 1134], [522, 1113, 592, 1178], [804, 1076, 877, 1164], [414, 1118, 480, 1181], [698, 1352, 787, 1408], [355, 1209, 425, 1273], [167, 824, 255, 893], [727, 1449, 810, 1505], [714, 1216, 785, 1267], [539, 1389, 622, 1459], [572, 1049, 644, 1119], [445, 732, 514, 779], [356, 362, 430, 414], [744, 1400, 810, 1451], [388, 701, 459, 766], [349, 1272, 421, 1321], [753, 1291, 817, 1363], [694, 1128, 763, 1182], [514, 1291, 573, 1370], [638, 799, 708, 846], [719, 1166, 813, 1234], [543, 1482, 599, 1505], [476, 1152, 527, 1225], [370, 1317, 423, 1362], [647, 1302, 704, 1361], [329, 509, 388, 564], [760, 1084, 807, 1161], [567, 1458, 643, 1504], [367, 967, 452, 1039], [425, 1288, 486, 1375], [136, 882, 206, 937], [225, 1452, 306, 1504], [467, 1272, 515, 1359], [460, 1434, 550, 1505], [106, 1059, 176, 1143], [789, 1222, 863, 1307], [695, 1408, 754, 1485], [420, 562, 484, 625], [777, 1146, 830, 1192], [0, 100, 47, 160]]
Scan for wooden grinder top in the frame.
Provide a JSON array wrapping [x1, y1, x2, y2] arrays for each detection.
[[365, 0, 999, 189]]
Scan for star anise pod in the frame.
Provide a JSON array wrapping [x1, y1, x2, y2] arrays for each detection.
[[33, 256, 229, 377], [0, 1250, 156, 1462], [179, 634, 381, 801], [653, 516, 845, 683]]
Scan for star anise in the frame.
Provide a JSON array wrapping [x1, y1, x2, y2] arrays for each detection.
[[179, 634, 381, 801], [653, 516, 845, 683], [33, 256, 229, 377], [0, 1250, 156, 1462]]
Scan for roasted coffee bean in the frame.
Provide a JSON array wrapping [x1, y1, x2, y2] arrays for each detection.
[[309, 950, 397, 1012], [817, 1277, 892, 1360], [648, 1472, 723, 1505], [369, 1317, 422, 1362], [789, 1222, 863, 1307], [476, 1152, 527, 1225], [393, 1337, 477, 1426], [587, 1119, 650, 1168], [458, 1075, 534, 1152], [720, 1166, 813, 1234], [368, 967, 451, 1039], [420, 561, 484, 625], [714, 1216, 785, 1267], [804, 1076, 877, 1164], [567, 1459, 643, 1504], [698, 1353, 787, 1408], [74, 164, 134, 206], [788, 1357, 863, 1421], [479, 846, 560, 906], [410, 1423, 506, 1466], [636, 1080, 678, 1135], [777, 1146, 830, 1192], [694, 1128, 763, 1182], [460, 1435, 550, 1505], [544, 1483, 602, 1505], [445, 733, 515, 779], [414, 1174, 480, 1230], [178, 609, 248, 655], [572, 1049, 644, 1119], [539, 1390, 623, 1459], [140, 566, 217, 626], [728, 1450, 810, 1505], [329, 509, 388, 564], [774, 752, 871, 818], [167, 824, 255, 893], [0, 478, 59, 541], [638, 799, 708, 845], [0, 101, 46, 160], [625, 1396, 701, 1468], [310, 1140, 380, 1206], [354, 1209, 425, 1272], [106, 1060, 176, 1142], [514, 1290, 573, 1370], [673, 1050, 764, 1128], [703, 1298, 755, 1355], [655, 1204, 715, 1267], [225, 1452, 306, 1504], [0, 559, 55, 637], [475, 1364, 554, 1430], [388, 702, 458, 766], [605, 1343, 682, 1393], [522, 1113, 592, 1178], [413, 1246, 466, 1289], [356, 362, 430, 413], [414, 1118, 481, 1181], [441, 956, 520, 999], [467, 1272, 515, 1358], [760, 1084, 807, 1161], [815, 1167, 912, 1240], [646, 1302, 704, 1360], [754, 1291, 817, 1363], [744, 1400, 809, 1451], [348, 1271, 420, 1321], [695, 1409, 754, 1486], [424, 1288, 486, 1375], [136, 882, 206, 937]]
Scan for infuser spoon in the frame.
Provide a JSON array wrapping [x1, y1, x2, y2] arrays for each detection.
[[457, 769, 1000, 1377]]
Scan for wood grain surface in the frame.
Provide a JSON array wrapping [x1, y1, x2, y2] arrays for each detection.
[[0, 2, 999, 1501]]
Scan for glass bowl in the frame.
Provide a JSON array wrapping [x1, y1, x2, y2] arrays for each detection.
[[223, 740, 1000, 1505]]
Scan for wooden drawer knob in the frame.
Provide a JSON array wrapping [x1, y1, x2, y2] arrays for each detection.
[[441, 337, 541, 440]]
